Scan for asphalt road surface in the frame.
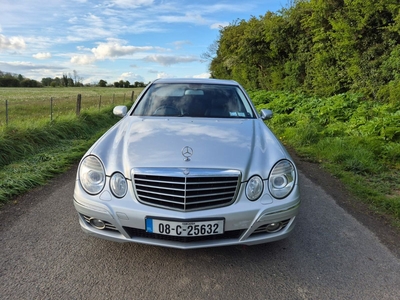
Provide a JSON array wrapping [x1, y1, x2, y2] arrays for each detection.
[[1, 162, 399, 299]]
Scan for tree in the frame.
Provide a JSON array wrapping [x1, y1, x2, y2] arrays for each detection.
[[208, 0, 400, 100], [62, 74, 68, 87], [42, 77, 53, 86], [73, 70, 78, 86], [99, 79, 107, 87], [20, 79, 41, 87], [67, 78, 74, 87]]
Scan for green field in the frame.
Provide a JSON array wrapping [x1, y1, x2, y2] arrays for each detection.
[[0, 87, 144, 126]]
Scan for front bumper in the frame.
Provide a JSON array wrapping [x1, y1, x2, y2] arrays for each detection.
[[73, 181, 300, 249]]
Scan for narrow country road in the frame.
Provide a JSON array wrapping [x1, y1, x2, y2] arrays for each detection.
[[1, 162, 399, 299]]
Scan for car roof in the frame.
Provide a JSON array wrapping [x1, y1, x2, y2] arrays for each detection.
[[151, 78, 240, 86]]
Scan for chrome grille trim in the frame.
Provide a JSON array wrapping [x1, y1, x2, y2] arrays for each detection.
[[132, 168, 241, 211]]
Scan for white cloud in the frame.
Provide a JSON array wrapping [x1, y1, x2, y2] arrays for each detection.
[[118, 72, 145, 82], [110, 0, 154, 7], [0, 61, 64, 73], [159, 13, 208, 25], [0, 34, 26, 50], [172, 40, 191, 49], [92, 39, 154, 59], [119, 72, 133, 79], [210, 22, 229, 29], [0, 60, 35, 68], [68, 16, 79, 24], [157, 72, 175, 79], [33, 52, 52, 60], [143, 55, 199, 66], [70, 55, 96, 65], [193, 73, 211, 79]]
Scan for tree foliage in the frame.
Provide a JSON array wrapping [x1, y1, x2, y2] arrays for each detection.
[[209, 0, 400, 101], [0, 71, 41, 87]]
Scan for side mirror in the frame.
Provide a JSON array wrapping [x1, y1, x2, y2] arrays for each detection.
[[260, 109, 273, 120], [113, 106, 128, 118]]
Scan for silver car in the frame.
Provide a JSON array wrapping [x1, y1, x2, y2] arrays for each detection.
[[73, 78, 300, 249]]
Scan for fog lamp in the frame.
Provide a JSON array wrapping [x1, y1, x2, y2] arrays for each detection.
[[89, 218, 106, 230], [265, 222, 283, 233]]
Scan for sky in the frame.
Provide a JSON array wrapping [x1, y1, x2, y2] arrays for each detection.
[[0, 0, 286, 85]]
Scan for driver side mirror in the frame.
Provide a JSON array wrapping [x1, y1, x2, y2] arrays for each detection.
[[113, 106, 128, 118]]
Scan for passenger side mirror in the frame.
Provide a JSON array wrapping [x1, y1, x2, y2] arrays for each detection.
[[260, 109, 273, 120]]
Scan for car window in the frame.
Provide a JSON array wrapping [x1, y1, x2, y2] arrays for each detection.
[[132, 83, 256, 118]]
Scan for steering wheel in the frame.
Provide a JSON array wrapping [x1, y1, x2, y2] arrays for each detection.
[[152, 105, 180, 116]]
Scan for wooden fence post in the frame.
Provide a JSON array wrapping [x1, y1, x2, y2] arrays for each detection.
[[76, 94, 82, 116], [50, 97, 53, 121], [131, 91, 135, 101], [5, 100, 8, 126]]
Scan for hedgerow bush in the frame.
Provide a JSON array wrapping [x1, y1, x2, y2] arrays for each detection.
[[250, 90, 400, 221]]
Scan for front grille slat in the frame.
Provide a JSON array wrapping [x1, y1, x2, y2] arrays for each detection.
[[138, 195, 184, 205], [132, 168, 241, 211], [135, 188, 185, 198], [185, 186, 237, 193]]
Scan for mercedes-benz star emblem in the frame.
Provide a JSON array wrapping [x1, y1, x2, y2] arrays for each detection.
[[182, 146, 193, 161]]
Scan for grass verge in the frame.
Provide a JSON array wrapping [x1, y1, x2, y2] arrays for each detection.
[[250, 90, 400, 228], [0, 105, 125, 206]]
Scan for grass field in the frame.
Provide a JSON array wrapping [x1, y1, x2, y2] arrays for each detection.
[[0, 87, 144, 203], [0, 87, 144, 126]]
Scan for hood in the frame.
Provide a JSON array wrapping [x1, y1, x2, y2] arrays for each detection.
[[89, 116, 289, 180]]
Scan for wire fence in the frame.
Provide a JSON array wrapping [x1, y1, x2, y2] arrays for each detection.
[[0, 91, 136, 127]]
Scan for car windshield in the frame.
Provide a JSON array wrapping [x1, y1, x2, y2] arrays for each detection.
[[132, 83, 256, 118]]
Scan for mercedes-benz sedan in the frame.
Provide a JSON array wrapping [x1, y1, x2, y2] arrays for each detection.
[[73, 78, 300, 249]]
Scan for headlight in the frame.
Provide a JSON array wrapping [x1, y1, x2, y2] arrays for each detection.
[[110, 172, 128, 198], [268, 160, 296, 199], [246, 175, 264, 201], [79, 156, 106, 195]]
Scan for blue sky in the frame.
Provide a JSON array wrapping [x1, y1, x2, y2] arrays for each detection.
[[0, 0, 286, 85]]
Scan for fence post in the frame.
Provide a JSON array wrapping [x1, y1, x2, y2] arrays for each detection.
[[5, 100, 8, 126], [76, 94, 82, 116], [50, 97, 53, 122], [131, 91, 135, 101], [113, 94, 115, 105], [99, 95, 101, 111]]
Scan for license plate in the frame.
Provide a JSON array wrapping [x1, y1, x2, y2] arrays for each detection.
[[145, 218, 224, 237]]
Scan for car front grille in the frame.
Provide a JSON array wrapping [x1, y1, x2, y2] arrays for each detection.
[[132, 168, 241, 211]]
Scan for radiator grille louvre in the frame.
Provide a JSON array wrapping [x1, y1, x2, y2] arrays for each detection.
[[133, 168, 240, 211]]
